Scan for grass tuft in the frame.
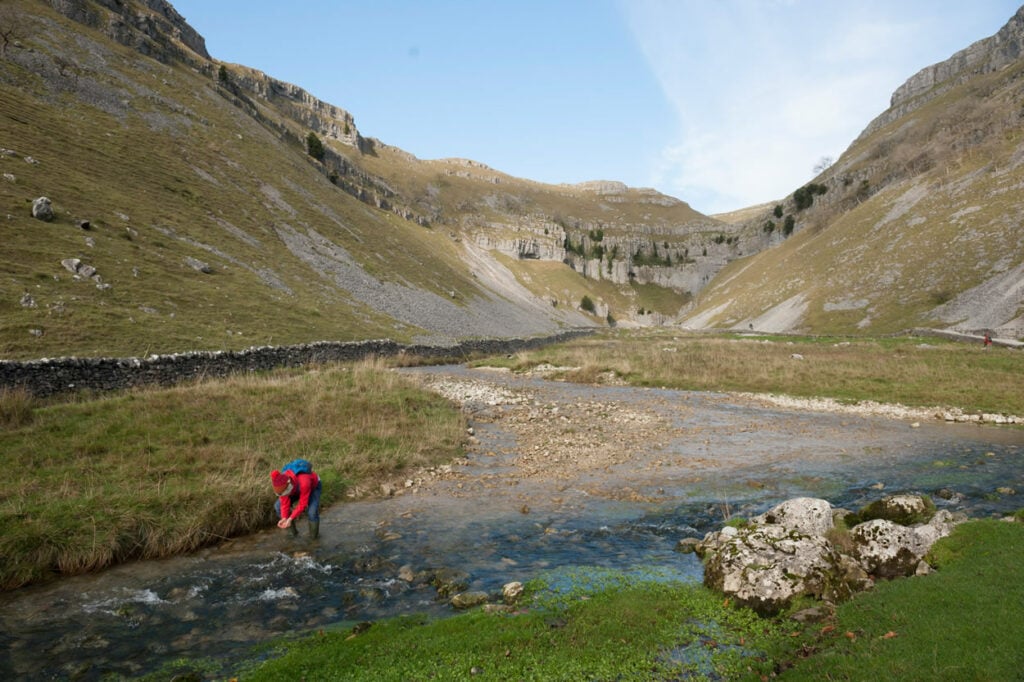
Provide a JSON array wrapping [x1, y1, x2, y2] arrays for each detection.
[[0, 387, 36, 428]]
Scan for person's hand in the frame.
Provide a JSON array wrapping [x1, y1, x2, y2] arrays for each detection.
[[277, 517, 292, 529]]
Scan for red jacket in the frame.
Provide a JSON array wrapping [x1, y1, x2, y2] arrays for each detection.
[[278, 470, 320, 520]]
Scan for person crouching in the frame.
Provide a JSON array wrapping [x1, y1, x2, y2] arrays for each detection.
[[270, 466, 322, 539]]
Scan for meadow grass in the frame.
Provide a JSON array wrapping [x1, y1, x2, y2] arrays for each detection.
[[477, 329, 1024, 416], [238, 577, 786, 681], [234, 521, 1024, 682], [775, 520, 1024, 680], [0, 358, 465, 589]]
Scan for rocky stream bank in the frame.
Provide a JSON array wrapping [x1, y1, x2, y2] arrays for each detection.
[[3, 365, 1022, 680]]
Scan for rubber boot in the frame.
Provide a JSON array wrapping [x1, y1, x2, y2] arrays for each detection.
[[309, 520, 320, 540], [288, 522, 299, 537]]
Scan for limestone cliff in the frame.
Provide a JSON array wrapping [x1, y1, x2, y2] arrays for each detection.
[[48, 0, 210, 63], [859, 5, 1024, 140]]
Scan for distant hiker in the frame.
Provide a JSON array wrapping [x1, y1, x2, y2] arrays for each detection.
[[984, 332, 992, 348], [270, 459, 322, 539]]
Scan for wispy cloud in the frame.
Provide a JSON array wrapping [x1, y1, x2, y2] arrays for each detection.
[[620, 1, 950, 213]]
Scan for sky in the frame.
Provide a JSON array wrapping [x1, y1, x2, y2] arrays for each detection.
[[169, 1, 1020, 215]]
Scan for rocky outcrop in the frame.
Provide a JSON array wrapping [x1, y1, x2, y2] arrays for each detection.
[[49, 0, 211, 64], [695, 495, 965, 615], [890, 6, 1023, 107], [859, 5, 1024, 139], [472, 218, 739, 298], [227, 66, 362, 148]]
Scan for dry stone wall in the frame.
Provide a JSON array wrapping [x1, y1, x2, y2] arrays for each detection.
[[0, 331, 592, 399]]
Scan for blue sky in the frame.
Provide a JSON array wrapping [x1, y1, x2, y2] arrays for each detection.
[[170, 1, 1020, 215]]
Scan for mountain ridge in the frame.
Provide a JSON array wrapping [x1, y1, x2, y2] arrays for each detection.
[[2, 0, 1022, 361]]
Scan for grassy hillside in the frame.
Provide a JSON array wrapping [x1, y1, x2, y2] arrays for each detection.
[[0, 0, 721, 361], [682, 19, 1024, 338], [0, 0, 507, 358]]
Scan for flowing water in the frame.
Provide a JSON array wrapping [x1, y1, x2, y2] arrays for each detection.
[[2, 366, 1022, 680]]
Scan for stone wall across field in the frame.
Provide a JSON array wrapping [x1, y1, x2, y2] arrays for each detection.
[[0, 330, 593, 399]]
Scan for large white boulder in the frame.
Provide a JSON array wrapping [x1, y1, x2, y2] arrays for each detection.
[[694, 495, 966, 614], [700, 524, 841, 615], [751, 497, 834, 537]]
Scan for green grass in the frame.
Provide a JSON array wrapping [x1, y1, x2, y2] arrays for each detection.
[[239, 577, 785, 681], [0, 359, 466, 589], [776, 520, 1024, 680]]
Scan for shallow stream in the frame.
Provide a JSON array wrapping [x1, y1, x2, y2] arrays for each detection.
[[2, 366, 1022, 679]]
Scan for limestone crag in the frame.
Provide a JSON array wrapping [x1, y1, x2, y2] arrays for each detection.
[[49, 0, 210, 64], [470, 215, 740, 293], [472, 234, 566, 262], [228, 66, 361, 148], [860, 5, 1024, 140]]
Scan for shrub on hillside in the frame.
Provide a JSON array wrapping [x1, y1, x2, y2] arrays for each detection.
[[793, 183, 828, 211], [306, 132, 325, 161]]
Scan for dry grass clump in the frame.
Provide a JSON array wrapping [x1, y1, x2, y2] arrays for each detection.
[[0, 387, 35, 428]]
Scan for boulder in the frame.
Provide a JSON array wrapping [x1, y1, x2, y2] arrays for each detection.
[[849, 519, 919, 579], [852, 493, 936, 526], [61, 258, 99, 280], [501, 581, 524, 604], [32, 196, 54, 221], [751, 497, 834, 536], [700, 524, 841, 616], [693, 495, 965, 614], [852, 509, 963, 579], [450, 591, 489, 610]]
